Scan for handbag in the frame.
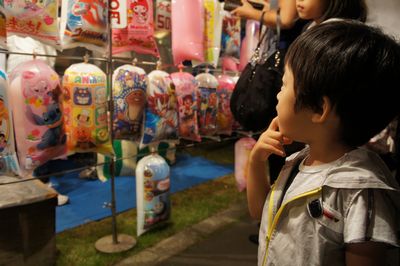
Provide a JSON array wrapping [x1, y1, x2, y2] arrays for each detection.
[[230, 10, 284, 132]]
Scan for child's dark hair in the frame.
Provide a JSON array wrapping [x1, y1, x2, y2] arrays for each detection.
[[321, 0, 368, 22], [285, 20, 400, 148]]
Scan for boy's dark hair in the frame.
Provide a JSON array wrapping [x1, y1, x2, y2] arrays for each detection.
[[321, 0, 368, 22], [285, 20, 400, 148]]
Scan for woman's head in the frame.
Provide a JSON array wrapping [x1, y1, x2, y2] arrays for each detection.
[[284, 21, 400, 148], [296, 0, 367, 23]]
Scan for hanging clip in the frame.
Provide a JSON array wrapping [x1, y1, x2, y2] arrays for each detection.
[[132, 58, 138, 66], [32, 49, 37, 60], [83, 52, 90, 63], [156, 59, 162, 70], [178, 63, 184, 73]]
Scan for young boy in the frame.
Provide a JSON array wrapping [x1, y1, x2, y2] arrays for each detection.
[[248, 20, 400, 266]]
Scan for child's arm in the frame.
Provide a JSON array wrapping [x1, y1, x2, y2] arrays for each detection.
[[231, 0, 298, 29], [345, 241, 387, 266], [247, 117, 291, 220]]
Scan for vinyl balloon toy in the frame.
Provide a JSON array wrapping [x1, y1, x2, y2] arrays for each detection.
[[140, 69, 178, 148], [8, 59, 66, 173], [62, 62, 113, 156], [195, 72, 219, 137], [136, 150, 171, 236], [112, 64, 147, 142], [0, 70, 20, 176], [171, 0, 204, 65]]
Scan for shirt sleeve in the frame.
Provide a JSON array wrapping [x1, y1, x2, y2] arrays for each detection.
[[344, 189, 399, 247]]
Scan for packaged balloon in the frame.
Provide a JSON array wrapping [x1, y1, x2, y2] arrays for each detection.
[[62, 62, 113, 156], [8, 60, 66, 173], [171, 0, 204, 65], [234, 137, 256, 192], [112, 64, 147, 142], [4, 0, 60, 48], [195, 72, 219, 138], [112, 0, 159, 57], [60, 0, 107, 53], [221, 10, 241, 59], [193, 0, 223, 67], [171, 71, 201, 142], [155, 0, 171, 38], [239, 20, 260, 71], [140, 69, 178, 148], [216, 74, 236, 135], [136, 151, 171, 236], [0, 70, 20, 176]]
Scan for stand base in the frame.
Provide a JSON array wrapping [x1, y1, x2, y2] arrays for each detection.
[[95, 234, 137, 253]]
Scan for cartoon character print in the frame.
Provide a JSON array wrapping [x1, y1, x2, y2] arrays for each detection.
[[130, 0, 149, 24], [179, 93, 197, 137], [113, 69, 147, 139], [74, 87, 92, 105], [22, 70, 55, 99], [72, 0, 106, 27], [198, 88, 218, 135], [75, 108, 91, 126], [26, 101, 66, 150], [74, 127, 95, 149]]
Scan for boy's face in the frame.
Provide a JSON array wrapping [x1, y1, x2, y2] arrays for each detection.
[[276, 65, 314, 143], [296, 0, 326, 22]]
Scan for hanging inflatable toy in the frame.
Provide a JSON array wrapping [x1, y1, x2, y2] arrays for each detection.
[[171, 68, 201, 142], [216, 74, 236, 136], [239, 19, 260, 71], [195, 72, 219, 138], [193, 0, 224, 68], [136, 150, 171, 236], [234, 137, 256, 192], [140, 67, 178, 148], [171, 0, 204, 65], [0, 70, 20, 176], [112, 64, 147, 142], [8, 60, 66, 174], [4, 0, 60, 47], [60, 0, 107, 53], [62, 62, 113, 156], [112, 0, 159, 57]]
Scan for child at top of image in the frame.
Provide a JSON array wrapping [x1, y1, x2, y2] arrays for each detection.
[[296, 0, 368, 27], [247, 21, 400, 266]]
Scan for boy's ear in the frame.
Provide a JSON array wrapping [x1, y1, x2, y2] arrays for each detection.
[[311, 96, 332, 123]]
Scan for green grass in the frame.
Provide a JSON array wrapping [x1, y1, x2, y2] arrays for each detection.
[[56, 140, 245, 266]]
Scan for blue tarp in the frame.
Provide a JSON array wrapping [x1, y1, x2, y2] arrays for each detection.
[[51, 154, 233, 233]]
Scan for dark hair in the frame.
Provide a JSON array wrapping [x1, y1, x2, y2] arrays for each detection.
[[321, 0, 368, 22], [285, 20, 400, 148]]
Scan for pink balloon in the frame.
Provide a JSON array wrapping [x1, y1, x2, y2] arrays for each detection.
[[239, 20, 260, 71], [234, 137, 256, 192], [8, 59, 66, 174], [171, 0, 204, 65]]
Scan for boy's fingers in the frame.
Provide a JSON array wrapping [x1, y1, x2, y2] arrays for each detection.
[[282, 137, 293, 145], [268, 117, 279, 131]]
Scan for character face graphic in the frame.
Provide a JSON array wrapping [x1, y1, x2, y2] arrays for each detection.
[[131, 0, 148, 24], [126, 90, 145, 107], [74, 87, 92, 105]]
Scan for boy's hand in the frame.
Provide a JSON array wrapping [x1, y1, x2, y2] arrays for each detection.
[[250, 117, 293, 162]]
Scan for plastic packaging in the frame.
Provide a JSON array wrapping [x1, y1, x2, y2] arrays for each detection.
[[234, 137, 256, 191], [8, 60, 66, 173], [136, 152, 171, 236], [62, 62, 113, 156], [112, 64, 147, 142], [171, 0, 204, 65], [140, 69, 178, 148], [195, 72, 219, 138], [171, 71, 201, 142]]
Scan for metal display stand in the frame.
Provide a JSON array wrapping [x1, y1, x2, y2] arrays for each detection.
[[95, 6, 136, 253]]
